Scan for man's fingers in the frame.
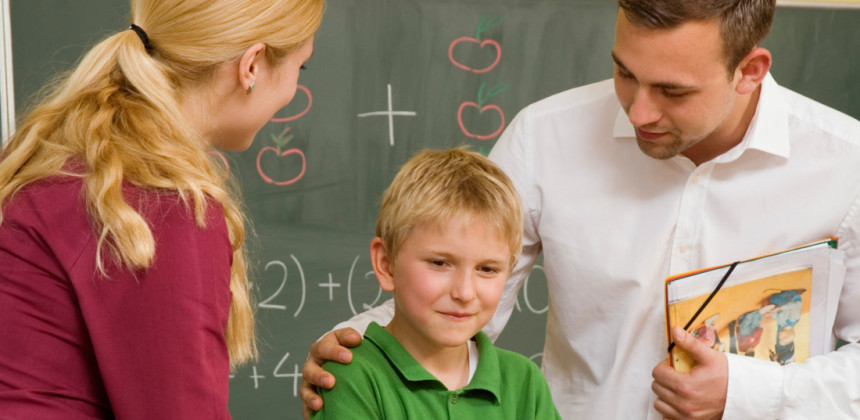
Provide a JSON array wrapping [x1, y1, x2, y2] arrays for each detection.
[[654, 396, 683, 420], [309, 328, 362, 365], [334, 327, 363, 348], [651, 358, 678, 387], [300, 376, 324, 419], [672, 326, 715, 365], [301, 392, 321, 420], [298, 327, 364, 418], [302, 356, 335, 389]]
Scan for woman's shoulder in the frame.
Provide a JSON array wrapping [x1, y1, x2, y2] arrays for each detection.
[[2, 175, 89, 235]]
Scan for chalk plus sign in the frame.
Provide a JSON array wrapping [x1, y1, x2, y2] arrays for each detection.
[[319, 273, 341, 301], [249, 366, 265, 389], [357, 84, 417, 146]]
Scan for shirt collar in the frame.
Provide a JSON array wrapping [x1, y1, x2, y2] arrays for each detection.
[[612, 72, 790, 162], [364, 322, 502, 402]]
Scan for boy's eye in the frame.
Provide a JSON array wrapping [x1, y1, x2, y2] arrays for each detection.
[[478, 266, 500, 275], [430, 259, 446, 267]]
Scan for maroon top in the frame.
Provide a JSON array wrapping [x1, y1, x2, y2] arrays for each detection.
[[0, 176, 233, 419]]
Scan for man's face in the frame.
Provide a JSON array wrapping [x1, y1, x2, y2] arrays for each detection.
[[612, 10, 744, 164]]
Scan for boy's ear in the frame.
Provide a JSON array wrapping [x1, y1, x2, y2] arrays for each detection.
[[370, 237, 395, 292], [734, 47, 771, 95]]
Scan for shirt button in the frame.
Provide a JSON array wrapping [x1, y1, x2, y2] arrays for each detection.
[[679, 245, 689, 254], [691, 174, 700, 184], [450, 394, 458, 404]]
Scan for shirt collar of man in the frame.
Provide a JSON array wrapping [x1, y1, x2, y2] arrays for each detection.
[[364, 322, 502, 402], [612, 72, 790, 164]]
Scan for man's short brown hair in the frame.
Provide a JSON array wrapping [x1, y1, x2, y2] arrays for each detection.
[[617, 0, 776, 74]]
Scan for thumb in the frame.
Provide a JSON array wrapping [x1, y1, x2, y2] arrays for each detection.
[[672, 325, 716, 364]]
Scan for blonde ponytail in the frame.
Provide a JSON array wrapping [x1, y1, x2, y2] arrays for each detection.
[[0, 0, 325, 369]]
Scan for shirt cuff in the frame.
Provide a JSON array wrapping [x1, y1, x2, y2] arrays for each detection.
[[724, 353, 783, 419]]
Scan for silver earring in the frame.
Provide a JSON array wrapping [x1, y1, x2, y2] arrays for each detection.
[[246, 81, 255, 95]]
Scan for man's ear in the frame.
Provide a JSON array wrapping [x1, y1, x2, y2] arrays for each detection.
[[734, 47, 772, 95], [237, 43, 267, 93], [370, 237, 395, 292]]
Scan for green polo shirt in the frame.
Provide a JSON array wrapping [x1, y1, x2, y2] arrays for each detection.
[[311, 322, 561, 419]]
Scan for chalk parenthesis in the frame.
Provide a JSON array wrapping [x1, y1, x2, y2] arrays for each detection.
[[256, 147, 307, 186], [270, 85, 313, 123], [457, 101, 506, 140], [448, 37, 502, 74]]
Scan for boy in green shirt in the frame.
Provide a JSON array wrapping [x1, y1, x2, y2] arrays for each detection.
[[311, 147, 561, 419]]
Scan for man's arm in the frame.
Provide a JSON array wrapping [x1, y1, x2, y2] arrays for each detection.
[[300, 299, 394, 418]]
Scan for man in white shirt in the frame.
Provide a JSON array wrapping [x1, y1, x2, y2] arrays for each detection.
[[301, 0, 860, 418]]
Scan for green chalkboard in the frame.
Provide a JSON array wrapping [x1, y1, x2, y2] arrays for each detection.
[[8, 1, 859, 418]]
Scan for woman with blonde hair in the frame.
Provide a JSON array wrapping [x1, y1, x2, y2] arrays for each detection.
[[0, 0, 324, 418]]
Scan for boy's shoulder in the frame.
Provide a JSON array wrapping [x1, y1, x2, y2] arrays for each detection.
[[471, 333, 561, 418], [474, 332, 544, 379]]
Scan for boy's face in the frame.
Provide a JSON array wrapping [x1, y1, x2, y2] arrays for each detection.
[[373, 215, 511, 355]]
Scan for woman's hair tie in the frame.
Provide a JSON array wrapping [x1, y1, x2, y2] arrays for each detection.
[[129, 24, 154, 53]]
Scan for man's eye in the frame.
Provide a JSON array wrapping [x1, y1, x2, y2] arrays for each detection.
[[663, 90, 688, 99], [616, 68, 634, 80]]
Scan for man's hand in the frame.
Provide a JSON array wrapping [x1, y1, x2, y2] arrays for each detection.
[[300, 328, 363, 419], [651, 326, 729, 420]]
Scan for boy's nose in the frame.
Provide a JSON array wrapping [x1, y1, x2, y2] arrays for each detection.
[[450, 271, 476, 302]]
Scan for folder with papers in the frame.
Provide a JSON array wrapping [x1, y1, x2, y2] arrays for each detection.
[[665, 239, 845, 372]]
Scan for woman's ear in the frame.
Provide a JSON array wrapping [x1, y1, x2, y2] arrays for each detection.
[[370, 237, 395, 292], [734, 47, 772, 95], [237, 43, 267, 94]]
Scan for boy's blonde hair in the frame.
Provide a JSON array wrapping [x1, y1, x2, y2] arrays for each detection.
[[0, 0, 325, 369], [376, 147, 523, 270]]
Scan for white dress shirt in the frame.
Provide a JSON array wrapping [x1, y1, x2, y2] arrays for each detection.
[[335, 74, 860, 419]]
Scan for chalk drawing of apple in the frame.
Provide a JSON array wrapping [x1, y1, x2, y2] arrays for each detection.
[[457, 81, 508, 140], [270, 85, 313, 123], [457, 102, 505, 140], [256, 127, 307, 186], [448, 15, 504, 74], [448, 37, 501, 74]]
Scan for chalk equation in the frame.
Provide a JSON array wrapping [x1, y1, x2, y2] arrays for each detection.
[[230, 351, 303, 395], [233, 252, 548, 395], [253, 253, 548, 318]]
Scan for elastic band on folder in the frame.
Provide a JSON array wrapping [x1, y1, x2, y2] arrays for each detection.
[[668, 260, 740, 353]]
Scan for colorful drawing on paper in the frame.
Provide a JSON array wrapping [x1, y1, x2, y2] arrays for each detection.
[[669, 268, 813, 371]]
